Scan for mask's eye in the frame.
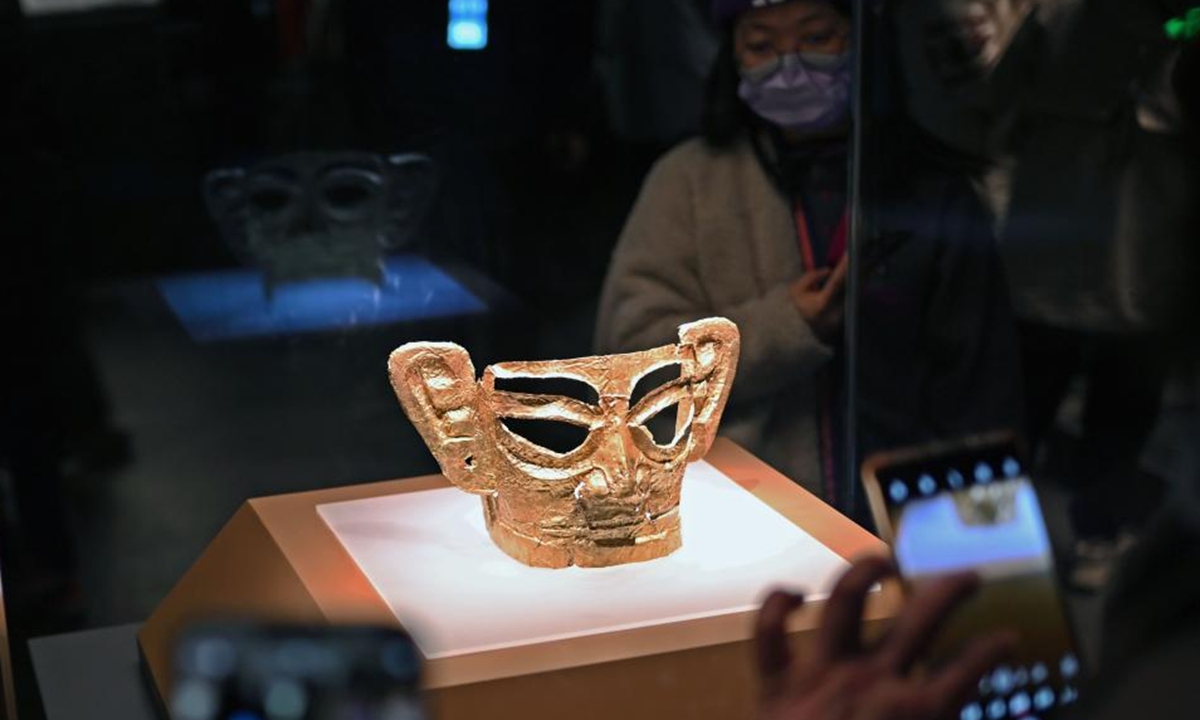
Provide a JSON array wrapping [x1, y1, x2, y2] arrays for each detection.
[[643, 402, 689, 446], [325, 182, 371, 207], [250, 188, 292, 212], [630, 363, 680, 407], [320, 166, 383, 222], [499, 418, 590, 455], [244, 169, 299, 220], [494, 375, 600, 406], [492, 375, 600, 457], [630, 363, 690, 448]]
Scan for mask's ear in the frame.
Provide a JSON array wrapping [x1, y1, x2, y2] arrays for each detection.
[[678, 317, 740, 461], [383, 153, 438, 250], [388, 342, 495, 494], [203, 168, 251, 261]]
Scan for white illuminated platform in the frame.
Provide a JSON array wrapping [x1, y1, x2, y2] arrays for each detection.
[[318, 461, 850, 659]]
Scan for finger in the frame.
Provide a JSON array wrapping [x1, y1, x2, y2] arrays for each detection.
[[821, 255, 850, 298], [815, 555, 895, 662], [928, 630, 1019, 711], [796, 272, 835, 295], [878, 572, 980, 672], [797, 268, 833, 292], [754, 590, 806, 687]]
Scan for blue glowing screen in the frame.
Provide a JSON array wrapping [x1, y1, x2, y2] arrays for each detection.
[[894, 479, 1052, 577], [158, 255, 487, 342], [448, 0, 488, 50]]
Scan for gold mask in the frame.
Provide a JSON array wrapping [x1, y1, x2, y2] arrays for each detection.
[[388, 318, 740, 568]]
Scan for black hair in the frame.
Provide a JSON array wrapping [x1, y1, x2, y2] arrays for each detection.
[[700, 29, 755, 148]]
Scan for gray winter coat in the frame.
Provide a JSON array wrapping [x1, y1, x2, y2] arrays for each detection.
[[595, 137, 832, 494]]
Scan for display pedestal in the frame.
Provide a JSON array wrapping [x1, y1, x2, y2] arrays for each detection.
[[138, 439, 899, 720]]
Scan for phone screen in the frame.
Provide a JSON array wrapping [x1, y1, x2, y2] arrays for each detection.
[[864, 438, 1082, 720]]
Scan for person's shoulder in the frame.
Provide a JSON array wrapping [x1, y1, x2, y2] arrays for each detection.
[[649, 135, 755, 181]]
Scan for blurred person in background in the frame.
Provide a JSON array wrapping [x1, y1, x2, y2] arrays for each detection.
[[0, 16, 109, 631], [1001, 1, 1194, 589], [894, 0, 1196, 588], [746, 33, 1200, 720], [595, 0, 1021, 516], [594, 0, 720, 157]]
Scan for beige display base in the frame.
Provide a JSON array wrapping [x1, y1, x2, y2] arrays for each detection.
[[138, 439, 899, 720]]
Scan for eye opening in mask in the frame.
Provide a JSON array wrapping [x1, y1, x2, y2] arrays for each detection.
[[320, 166, 384, 218], [489, 383, 602, 465], [249, 188, 293, 213], [629, 379, 694, 452], [493, 375, 600, 407], [243, 168, 299, 215], [638, 401, 693, 447], [498, 417, 592, 456], [325, 183, 372, 207], [630, 362, 682, 408]]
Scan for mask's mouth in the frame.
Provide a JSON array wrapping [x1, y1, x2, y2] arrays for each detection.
[[584, 504, 678, 530], [585, 510, 643, 529], [534, 504, 675, 533]]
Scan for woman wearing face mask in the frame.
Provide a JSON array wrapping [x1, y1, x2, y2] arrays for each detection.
[[595, 0, 1021, 510]]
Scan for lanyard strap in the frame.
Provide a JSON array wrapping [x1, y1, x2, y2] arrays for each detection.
[[792, 198, 848, 503], [793, 200, 849, 270]]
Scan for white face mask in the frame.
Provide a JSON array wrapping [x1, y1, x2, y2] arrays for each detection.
[[892, 0, 1038, 155]]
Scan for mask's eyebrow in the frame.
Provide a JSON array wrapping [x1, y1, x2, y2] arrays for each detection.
[[490, 391, 600, 428], [487, 371, 600, 406], [488, 359, 600, 381]]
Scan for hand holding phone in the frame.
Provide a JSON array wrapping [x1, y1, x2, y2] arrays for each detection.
[[752, 557, 1015, 720]]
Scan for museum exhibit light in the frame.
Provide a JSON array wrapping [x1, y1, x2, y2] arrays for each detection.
[[388, 318, 740, 568], [158, 254, 487, 342], [448, 0, 488, 50]]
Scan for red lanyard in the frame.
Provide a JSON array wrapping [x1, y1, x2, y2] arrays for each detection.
[[793, 198, 848, 503], [793, 200, 849, 271]]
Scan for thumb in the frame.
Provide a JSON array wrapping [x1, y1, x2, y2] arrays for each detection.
[[796, 268, 833, 293]]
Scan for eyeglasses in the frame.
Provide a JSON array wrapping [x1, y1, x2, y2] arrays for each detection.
[[739, 50, 850, 85]]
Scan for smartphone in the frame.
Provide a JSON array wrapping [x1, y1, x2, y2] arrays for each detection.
[[172, 624, 423, 720], [862, 433, 1082, 720]]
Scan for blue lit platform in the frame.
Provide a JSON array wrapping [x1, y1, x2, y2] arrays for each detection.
[[157, 255, 488, 343]]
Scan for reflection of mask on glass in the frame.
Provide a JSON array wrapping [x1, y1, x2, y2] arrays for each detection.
[[389, 318, 740, 568], [204, 152, 437, 293], [738, 52, 852, 132]]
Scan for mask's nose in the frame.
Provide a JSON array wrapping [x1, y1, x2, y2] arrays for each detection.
[[294, 202, 322, 236], [579, 425, 639, 500]]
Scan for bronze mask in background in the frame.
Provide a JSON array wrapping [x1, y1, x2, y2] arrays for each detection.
[[388, 318, 740, 568], [204, 152, 437, 293]]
